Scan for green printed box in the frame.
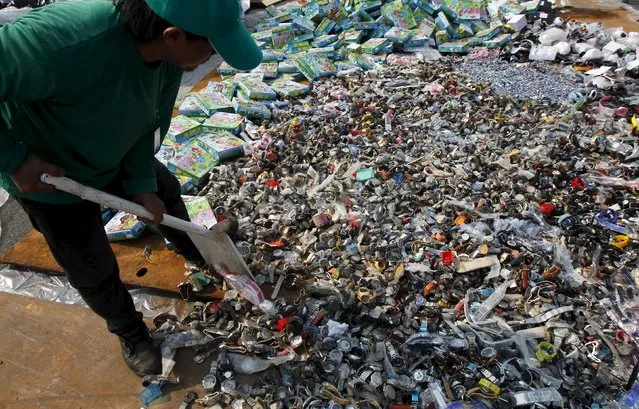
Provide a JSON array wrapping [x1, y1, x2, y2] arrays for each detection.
[[361, 37, 389, 53], [381, 1, 417, 28], [384, 26, 413, 43], [232, 97, 272, 119], [262, 49, 286, 61], [252, 62, 279, 79], [203, 112, 245, 134], [271, 24, 295, 49], [438, 40, 471, 53], [178, 95, 206, 117], [196, 131, 246, 162], [168, 115, 202, 142], [204, 81, 236, 100], [194, 92, 234, 115], [105, 211, 146, 242], [483, 33, 511, 49], [269, 78, 311, 97], [183, 195, 216, 229], [176, 174, 195, 194], [167, 142, 217, 185], [235, 73, 278, 100]]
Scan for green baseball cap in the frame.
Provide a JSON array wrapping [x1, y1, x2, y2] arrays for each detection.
[[145, 0, 263, 71]]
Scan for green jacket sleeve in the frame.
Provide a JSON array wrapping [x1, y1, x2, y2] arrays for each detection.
[[0, 21, 56, 174], [120, 63, 182, 195]]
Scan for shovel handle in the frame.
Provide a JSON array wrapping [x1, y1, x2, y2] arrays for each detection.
[[41, 174, 211, 237]]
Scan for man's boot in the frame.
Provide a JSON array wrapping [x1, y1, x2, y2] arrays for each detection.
[[119, 327, 162, 376]]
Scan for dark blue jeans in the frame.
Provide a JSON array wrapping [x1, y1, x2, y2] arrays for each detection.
[[17, 160, 202, 341]]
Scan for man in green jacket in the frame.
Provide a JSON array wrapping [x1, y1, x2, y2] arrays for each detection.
[[0, 0, 262, 375]]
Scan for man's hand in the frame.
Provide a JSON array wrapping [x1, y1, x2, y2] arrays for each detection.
[[133, 192, 165, 225], [10, 153, 65, 194]]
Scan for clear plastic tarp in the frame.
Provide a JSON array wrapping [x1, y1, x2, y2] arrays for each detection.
[[0, 265, 190, 317]]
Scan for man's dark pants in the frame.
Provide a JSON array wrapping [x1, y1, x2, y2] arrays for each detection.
[[16, 160, 200, 342]]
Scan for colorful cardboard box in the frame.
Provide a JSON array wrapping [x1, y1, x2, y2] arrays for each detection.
[[313, 34, 339, 46], [293, 15, 316, 32], [484, 33, 511, 49], [315, 18, 336, 35], [167, 115, 202, 142], [323, 0, 348, 23], [155, 143, 178, 166], [271, 24, 296, 49], [435, 12, 455, 36], [381, 1, 417, 29], [101, 206, 114, 225], [167, 143, 217, 185], [262, 49, 286, 61], [269, 78, 311, 97], [193, 92, 234, 116], [204, 81, 236, 101], [384, 26, 413, 43], [196, 131, 246, 162], [234, 73, 278, 100], [438, 39, 471, 52], [361, 37, 390, 53], [278, 59, 300, 73], [232, 97, 273, 119], [178, 95, 206, 117], [176, 174, 195, 194], [203, 112, 245, 134], [217, 61, 241, 76], [105, 211, 146, 242], [348, 52, 376, 69], [294, 52, 337, 81], [183, 195, 217, 229]]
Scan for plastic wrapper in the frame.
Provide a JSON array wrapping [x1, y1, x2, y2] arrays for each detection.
[[0, 266, 183, 317], [227, 352, 295, 374], [214, 263, 275, 315], [510, 388, 563, 407], [529, 44, 557, 60]]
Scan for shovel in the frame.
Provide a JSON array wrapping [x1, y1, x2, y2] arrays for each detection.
[[40, 174, 253, 279]]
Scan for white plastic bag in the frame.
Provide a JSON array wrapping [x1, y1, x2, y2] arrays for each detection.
[[538, 27, 567, 46], [529, 45, 557, 61]]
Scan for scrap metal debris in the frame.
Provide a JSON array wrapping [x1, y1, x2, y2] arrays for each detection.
[[144, 51, 639, 408]]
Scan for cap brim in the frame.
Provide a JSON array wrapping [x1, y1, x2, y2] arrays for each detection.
[[209, 22, 263, 71]]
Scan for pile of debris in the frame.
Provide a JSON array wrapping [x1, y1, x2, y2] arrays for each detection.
[[138, 47, 639, 408]]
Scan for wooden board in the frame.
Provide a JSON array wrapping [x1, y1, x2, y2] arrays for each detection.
[[0, 292, 210, 409], [0, 229, 224, 299]]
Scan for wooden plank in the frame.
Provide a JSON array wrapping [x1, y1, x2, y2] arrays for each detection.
[[0, 292, 210, 409], [0, 229, 224, 299]]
